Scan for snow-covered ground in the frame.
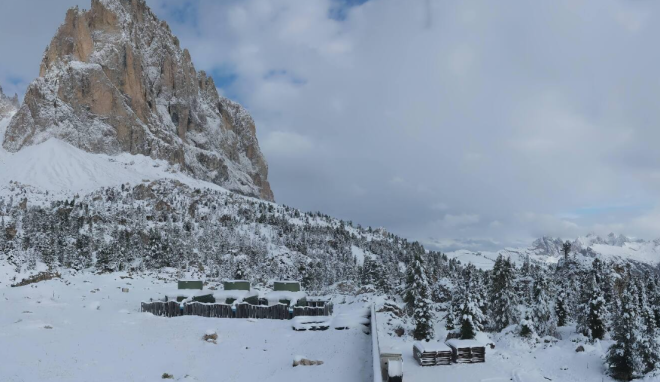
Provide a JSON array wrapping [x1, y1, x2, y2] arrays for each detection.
[[371, 304, 650, 382], [0, 270, 372, 382]]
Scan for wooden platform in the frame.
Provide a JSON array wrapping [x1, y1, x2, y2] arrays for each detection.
[[446, 339, 486, 363], [413, 341, 453, 366]]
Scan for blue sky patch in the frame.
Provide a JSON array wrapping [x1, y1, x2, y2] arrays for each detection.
[[329, 0, 370, 21]]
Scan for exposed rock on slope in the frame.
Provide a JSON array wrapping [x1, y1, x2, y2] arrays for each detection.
[[3, 0, 273, 201], [0, 85, 19, 120]]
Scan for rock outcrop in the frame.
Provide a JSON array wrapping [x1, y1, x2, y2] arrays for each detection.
[[0, 85, 19, 119], [3, 0, 273, 201]]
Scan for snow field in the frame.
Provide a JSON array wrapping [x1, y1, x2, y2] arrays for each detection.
[[0, 272, 372, 382]]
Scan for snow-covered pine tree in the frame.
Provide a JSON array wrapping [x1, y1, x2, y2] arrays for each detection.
[[636, 276, 660, 374], [607, 278, 644, 381], [444, 302, 456, 331], [586, 274, 607, 341], [646, 276, 660, 329], [474, 270, 490, 330], [531, 272, 557, 337], [519, 310, 534, 338], [578, 259, 607, 338], [404, 242, 425, 314], [459, 264, 485, 340], [489, 255, 518, 331], [405, 247, 435, 341], [555, 288, 568, 327]]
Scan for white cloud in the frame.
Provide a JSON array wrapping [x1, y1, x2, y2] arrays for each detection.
[[431, 202, 449, 211], [261, 131, 314, 157], [440, 213, 480, 228]]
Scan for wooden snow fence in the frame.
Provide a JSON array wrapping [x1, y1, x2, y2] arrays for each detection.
[[140, 301, 182, 317], [292, 303, 333, 317], [235, 303, 290, 319], [185, 302, 234, 318], [445, 339, 486, 364], [413, 342, 452, 366], [141, 301, 299, 319]]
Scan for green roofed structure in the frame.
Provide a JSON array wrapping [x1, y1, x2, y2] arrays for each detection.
[[223, 280, 251, 291], [178, 280, 203, 290], [273, 281, 301, 292], [219, 280, 258, 305], [173, 280, 215, 303]]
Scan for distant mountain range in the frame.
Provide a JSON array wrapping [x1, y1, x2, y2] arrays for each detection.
[[444, 233, 660, 270]]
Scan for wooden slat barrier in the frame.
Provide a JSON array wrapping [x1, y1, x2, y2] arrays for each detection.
[[140, 301, 333, 319]]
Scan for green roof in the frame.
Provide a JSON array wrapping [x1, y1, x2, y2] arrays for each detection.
[[178, 280, 203, 290], [223, 280, 251, 291], [273, 281, 301, 292]]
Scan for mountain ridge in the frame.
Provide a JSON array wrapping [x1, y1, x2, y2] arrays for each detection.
[[443, 232, 660, 270]]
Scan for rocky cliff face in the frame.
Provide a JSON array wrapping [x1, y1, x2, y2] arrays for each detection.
[[0, 85, 19, 120], [3, 0, 273, 201]]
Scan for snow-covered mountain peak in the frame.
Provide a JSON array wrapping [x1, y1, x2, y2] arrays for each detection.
[[2, 0, 273, 201], [446, 233, 660, 270]]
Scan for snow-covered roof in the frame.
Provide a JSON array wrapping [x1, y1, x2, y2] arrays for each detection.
[[264, 291, 306, 306], [413, 341, 452, 352], [213, 290, 257, 301], [162, 289, 212, 302], [446, 339, 484, 349]]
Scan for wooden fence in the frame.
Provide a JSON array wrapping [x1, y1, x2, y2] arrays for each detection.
[[293, 304, 333, 317], [140, 301, 333, 320], [140, 301, 182, 318]]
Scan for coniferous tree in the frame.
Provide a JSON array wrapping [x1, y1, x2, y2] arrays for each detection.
[[444, 302, 456, 331], [519, 310, 534, 338], [405, 250, 434, 341], [586, 275, 607, 341], [648, 276, 660, 329], [636, 277, 660, 374], [459, 264, 484, 340], [404, 243, 425, 314], [555, 289, 568, 327], [607, 279, 644, 381], [489, 255, 518, 331], [562, 240, 571, 262], [532, 272, 557, 337]]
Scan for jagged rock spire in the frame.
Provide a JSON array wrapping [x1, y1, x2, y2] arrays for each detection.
[[3, 0, 273, 201], [0, 84, 19, 118]]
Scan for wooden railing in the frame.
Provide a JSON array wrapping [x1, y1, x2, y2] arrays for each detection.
[[371, 303, 382, 382]]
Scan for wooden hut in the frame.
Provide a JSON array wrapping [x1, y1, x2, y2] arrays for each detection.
[[413, 342, 452, 366], [307, 296, 331, 308], [445, 339, 486, 363], [174, 280, 214, 303], [219, 280, 258, 305]]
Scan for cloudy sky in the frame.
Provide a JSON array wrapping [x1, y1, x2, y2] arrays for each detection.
[[1, 0, 660, 251]]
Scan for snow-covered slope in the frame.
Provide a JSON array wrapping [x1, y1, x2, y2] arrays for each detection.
[[0, 138, 226, 199], [0, 112, 14, 144]]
